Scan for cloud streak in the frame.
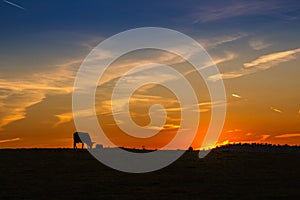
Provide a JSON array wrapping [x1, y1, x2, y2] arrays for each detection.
[[208, 48, 300, 81], [3, 0, 26, 10], [0, 58, 79, 129], [191, 1, 298, 23], [0, 137, 21, 143], [232, 93, 242, 99], [54, 112, 73, 127], [271, 107, 282, 113], [199, 33, 247, 48], [275, 133, 300, 138], [243, 48, 300, 69], [249, 39, 271, 50]]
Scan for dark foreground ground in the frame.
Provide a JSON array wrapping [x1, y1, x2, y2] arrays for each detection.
[[0, 148, 299, 199]]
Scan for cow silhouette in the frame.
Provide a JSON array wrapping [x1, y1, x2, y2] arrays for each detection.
[[73, 132, 93, 149]]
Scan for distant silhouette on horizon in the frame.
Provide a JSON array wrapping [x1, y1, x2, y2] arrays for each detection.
[[73, 132, 94, 149]]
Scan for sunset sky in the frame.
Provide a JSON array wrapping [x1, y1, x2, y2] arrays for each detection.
[[0, 0, 300, 148]]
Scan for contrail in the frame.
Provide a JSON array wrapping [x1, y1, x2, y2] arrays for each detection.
[[3, 0, 26, 10], [271, 107, 282, 113], [0, 137, 21, 143], [232, 93, 242, 98]]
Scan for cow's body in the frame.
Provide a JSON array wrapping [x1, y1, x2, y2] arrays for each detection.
[[73, 132, 93, 149]]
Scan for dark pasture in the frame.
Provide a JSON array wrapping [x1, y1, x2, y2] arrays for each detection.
[[0, 149, 299, 199]]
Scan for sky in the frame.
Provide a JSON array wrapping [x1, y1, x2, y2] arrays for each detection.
[[0, 0, 300, 148]]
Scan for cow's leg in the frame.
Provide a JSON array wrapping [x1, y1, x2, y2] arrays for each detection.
[[74, 141, 76, 149], [81, 143, 84, 149]]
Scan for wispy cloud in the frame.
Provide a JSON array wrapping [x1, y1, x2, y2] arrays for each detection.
[[208, 69, 250, 81], [159, 104, 210, 114], [243, 48, 300, 69], [0, 137, 21, 143], [183, 51, 237, 76], [79, 36, 105, 51], [0, 58, 79, 129], [0, 90, 45, 129], [163, 124, 180, 130], [94, 51, 186, 87], [275, 133, 300, 138], [192, 1, 269, 23], [260, 134, 271, 141], [218, 131, 271, 147], [199, 33, 247, 48], [226, 129, 242, 133], [249, 39, 271, 50], [270, 107, 283, 113], [232, 93, 242, 99], [213, 52, 237, 65], [54, 112, 73, 127], [208, 48, 300, 81], [191, 1, 298, 23], [3, 0, 26, 10]]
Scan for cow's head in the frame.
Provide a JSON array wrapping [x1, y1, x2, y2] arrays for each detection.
[[86, 141, 95, 149]]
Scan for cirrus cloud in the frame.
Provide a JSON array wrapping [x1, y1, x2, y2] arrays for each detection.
[[208, 47, 300, 81], [0, 58, 80, 130], [275, 133, 300, 138], [243, 48, 300, 70]]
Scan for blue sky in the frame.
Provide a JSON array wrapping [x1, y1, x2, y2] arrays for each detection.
[[1, 0, 300, 70]]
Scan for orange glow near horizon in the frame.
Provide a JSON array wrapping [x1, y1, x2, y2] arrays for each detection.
[[1, 38, 300, 149]]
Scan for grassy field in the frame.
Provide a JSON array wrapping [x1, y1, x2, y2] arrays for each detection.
[[0, 148, 299, 199]]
